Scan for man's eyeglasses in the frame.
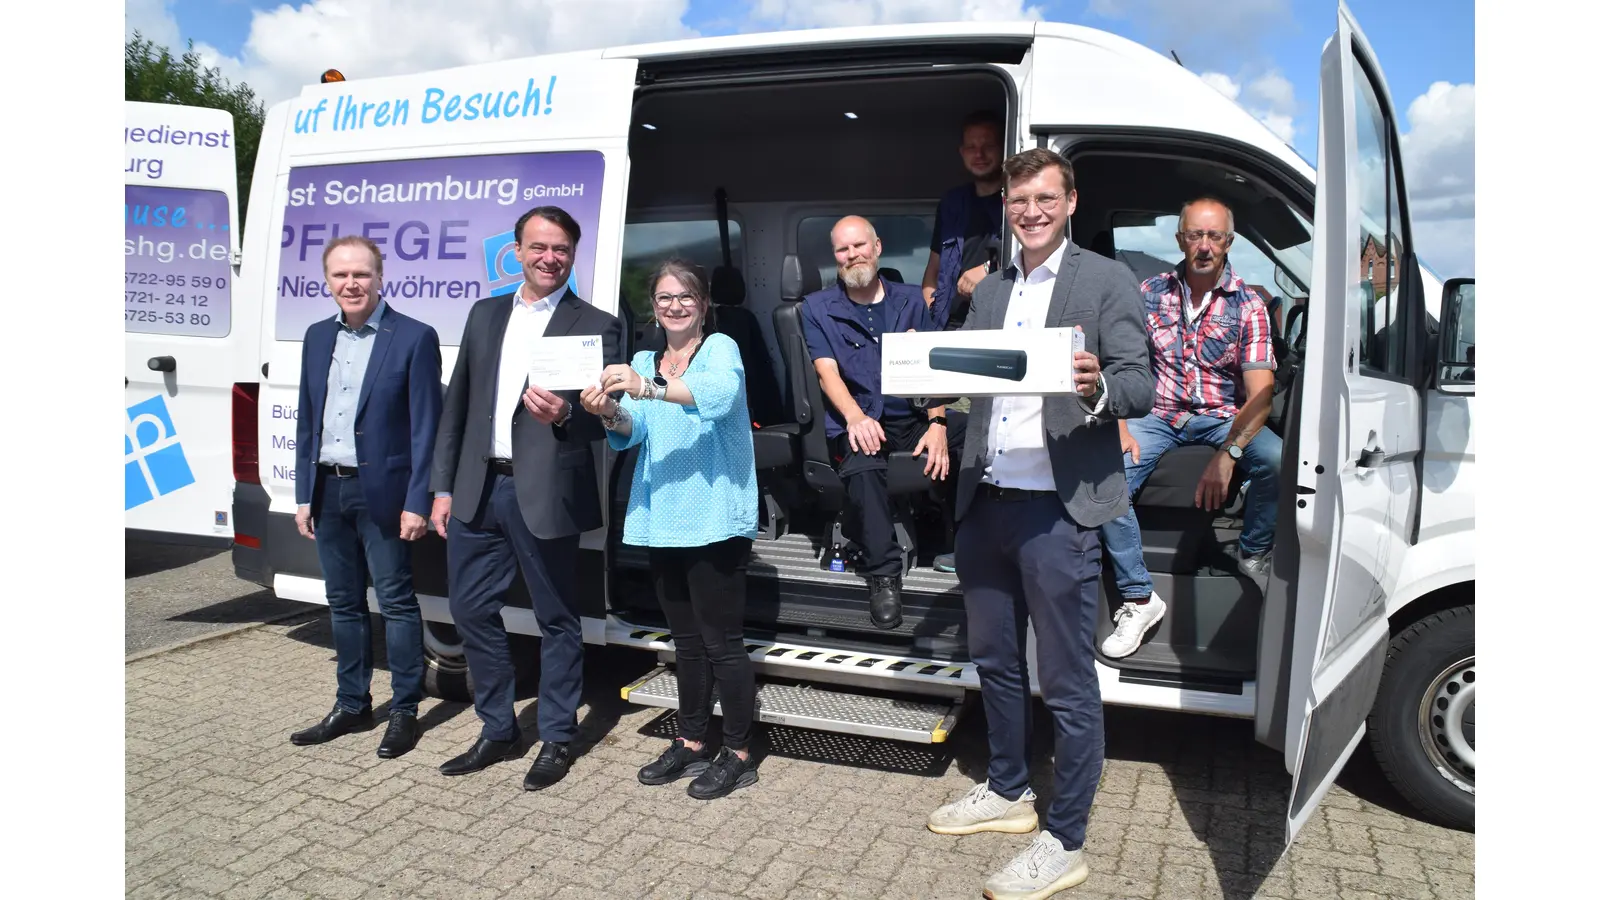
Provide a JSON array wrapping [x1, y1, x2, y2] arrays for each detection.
[[1004, 192, 1065, 213], [1177, 229, 1232, 245], [652, 292, 699, 308]]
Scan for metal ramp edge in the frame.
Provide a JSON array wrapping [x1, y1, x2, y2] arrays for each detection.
[[621, 666, 962, 745]]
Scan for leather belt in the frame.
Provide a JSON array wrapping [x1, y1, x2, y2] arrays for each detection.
[[318, 463, 360, 478], [489, 458, 514, 477], [977, 482, 1055, 503]]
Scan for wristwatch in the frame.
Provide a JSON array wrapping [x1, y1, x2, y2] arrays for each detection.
[[928, 415, 948, 427], [1226, 442, 1243, 460], [554, 403, 573, 427]]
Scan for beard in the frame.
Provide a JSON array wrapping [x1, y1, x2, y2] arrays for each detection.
[[839, 261, 877, 289]]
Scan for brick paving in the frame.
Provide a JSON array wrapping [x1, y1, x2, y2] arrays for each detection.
[[126, 615, 1474, 899]]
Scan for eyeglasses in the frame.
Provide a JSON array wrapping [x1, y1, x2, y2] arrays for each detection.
[[1177, 230, 1232, 245], [652, 292, 699, 308], [1004, 192, 1065, 213]]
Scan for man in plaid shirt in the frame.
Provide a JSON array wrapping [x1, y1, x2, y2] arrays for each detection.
[[1099, 197, 1282, 659]]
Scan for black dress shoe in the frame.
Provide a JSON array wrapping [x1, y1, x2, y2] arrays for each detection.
[[523, 742, 572, 791], [439, 736, 518, 776], [290, 705, 372, 746], [869, 576, 903, 630], [376, 712, 419, 759]]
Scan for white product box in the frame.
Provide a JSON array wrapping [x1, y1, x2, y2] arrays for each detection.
[[880, 326, 1084, 397]]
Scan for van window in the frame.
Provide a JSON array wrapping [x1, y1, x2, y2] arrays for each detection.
[[1353, 63, 1410, 377], [798, 214, 933, 287], [1109, 213, 1287, 299], [620, 219, 742, 321], [274, 150, 607, 346], [125, 186, 232, 337]]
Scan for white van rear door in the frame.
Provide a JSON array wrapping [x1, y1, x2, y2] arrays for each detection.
[[125, 101, 248, 543], [1280, 2, 1426, 843]]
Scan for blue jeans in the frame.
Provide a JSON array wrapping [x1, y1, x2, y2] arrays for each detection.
[[1101, 414, 1282, 601], [313, 470, 424, 716]]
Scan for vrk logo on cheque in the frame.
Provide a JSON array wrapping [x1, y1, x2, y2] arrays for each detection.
[[126, 395, 195, 509]]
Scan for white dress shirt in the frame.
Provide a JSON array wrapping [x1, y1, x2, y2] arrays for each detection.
[[981, 240, 1107, 491], [492, 284, 565, 459]]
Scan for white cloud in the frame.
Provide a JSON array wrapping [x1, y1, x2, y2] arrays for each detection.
[[200, 0, 700, 107], [1399, 82, 1474, 277], [126, 0, 180, 48], [1199, 69, 1298, 144], [745, 0, 1046, 29]]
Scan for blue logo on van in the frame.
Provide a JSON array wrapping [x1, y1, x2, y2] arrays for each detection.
[[483, 230, 522, 296], [126, 395, 195, 510]]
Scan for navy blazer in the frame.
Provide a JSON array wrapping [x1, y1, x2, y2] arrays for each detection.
[[295, 304, 444, 538], [799, 275, 932, 439]]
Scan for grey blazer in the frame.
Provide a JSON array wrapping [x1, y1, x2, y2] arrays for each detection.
[[954, 241, 1155, 528]]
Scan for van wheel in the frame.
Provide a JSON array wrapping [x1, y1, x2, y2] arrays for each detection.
[[1367, 605, 1474, 831], [422, 619, 541, 703], [423, 620, 474, 702]]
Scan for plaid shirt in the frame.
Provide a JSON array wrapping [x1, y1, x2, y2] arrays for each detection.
[[1140, 262, 1275, 427]]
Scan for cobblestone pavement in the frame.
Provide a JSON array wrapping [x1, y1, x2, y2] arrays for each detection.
[[126, 607, 1474, 900]]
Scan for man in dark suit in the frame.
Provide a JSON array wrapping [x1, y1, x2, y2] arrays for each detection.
[[923, 149, 1154, 900], [429, 206, 622, 789], [290, 235, 443, 760]]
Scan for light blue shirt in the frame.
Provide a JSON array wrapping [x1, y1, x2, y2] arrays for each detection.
[[608, 333, 759, 548], [318, 300, 386, 466]]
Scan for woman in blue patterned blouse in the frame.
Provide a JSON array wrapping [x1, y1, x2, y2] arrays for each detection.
[[579, 258, 760, 800]]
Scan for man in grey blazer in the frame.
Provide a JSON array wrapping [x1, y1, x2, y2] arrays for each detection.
[[429, 205, 622, 788], [924, 148, 1154, 900]]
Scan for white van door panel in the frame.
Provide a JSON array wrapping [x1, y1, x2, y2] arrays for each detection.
[[126, 102, 248, 543], [253, 57, 639, 538], [1281, 2, 1424, 844]]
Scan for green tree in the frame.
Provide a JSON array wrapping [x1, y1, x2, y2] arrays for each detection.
[[126, 32, 266, 226]]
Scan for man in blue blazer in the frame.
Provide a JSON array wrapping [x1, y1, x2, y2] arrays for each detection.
[[290, 235, 443, 760]]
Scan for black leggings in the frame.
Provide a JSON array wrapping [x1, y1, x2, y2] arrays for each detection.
[[648, 536, 756, 751]]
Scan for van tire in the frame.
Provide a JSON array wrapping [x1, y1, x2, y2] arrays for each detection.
[[422, 619, 541, 704], [1367, 605, 1474, 832]]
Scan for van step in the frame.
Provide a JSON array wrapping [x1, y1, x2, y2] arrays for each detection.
[[620, 666, 962, 744]]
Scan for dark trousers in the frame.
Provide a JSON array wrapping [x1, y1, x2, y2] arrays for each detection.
[[649, 536, 756, 751], [446, 472, 583, 744], [312, 469, 424, 716], [954, 490, 1105, 851], [831, 411, 968, 577]]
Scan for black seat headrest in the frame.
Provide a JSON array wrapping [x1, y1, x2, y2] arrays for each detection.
[[1088, 230, 1116, 260], [879, 267, 904, 283], [710, 265, 746, 306]]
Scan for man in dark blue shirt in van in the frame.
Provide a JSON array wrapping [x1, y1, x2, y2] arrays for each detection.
[[920, 109, 1006, 332], [803, 216, 966, 630]]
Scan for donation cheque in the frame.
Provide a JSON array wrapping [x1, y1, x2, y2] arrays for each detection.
[[880, 327, 1085, 398], [528, 334, 605, 391]]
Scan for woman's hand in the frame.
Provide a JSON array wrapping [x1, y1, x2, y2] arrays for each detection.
[[579, 383, 618, 417], [597, 364, 644, 399]]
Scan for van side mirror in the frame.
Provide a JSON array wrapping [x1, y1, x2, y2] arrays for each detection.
[[1435, 277, 1475, 391]]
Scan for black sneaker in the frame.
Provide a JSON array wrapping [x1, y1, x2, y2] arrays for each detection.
[[686, 747, 758, 800], [638, 738, 713, 785]]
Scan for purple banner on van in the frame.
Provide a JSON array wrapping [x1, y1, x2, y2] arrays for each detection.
[[275, 150, 605, 346], [125, 185, 234, 338]]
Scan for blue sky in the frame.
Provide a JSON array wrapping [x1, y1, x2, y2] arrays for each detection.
[[133, 0, 1474, 275]]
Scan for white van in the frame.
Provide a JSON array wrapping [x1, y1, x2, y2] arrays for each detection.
[[233, 2, 1476, 843], [126, 101, 253, 547]]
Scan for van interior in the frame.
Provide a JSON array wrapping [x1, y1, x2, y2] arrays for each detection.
[[605, 65, 1316, 694]]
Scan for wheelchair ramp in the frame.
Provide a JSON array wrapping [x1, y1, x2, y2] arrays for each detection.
[[621, 666, 962, 744]]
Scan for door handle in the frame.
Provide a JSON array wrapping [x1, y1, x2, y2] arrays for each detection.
[[147, 356, 176, 373], [1357, 446, 1384, 468]]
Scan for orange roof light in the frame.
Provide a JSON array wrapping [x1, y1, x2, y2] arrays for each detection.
[[321, 69, 345, 84]]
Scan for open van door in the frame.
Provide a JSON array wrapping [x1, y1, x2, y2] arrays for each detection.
[[1274, 2, 1428, 843], [126, 101, 247, 545]]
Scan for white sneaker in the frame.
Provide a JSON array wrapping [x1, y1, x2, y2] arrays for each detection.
[[1100, 593, 1166, 659], [927, 781, 1039, 836], [982, 831, 1090, 900]]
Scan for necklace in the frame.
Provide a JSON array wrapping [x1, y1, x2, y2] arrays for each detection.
[[663, 338, 701, 377]]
